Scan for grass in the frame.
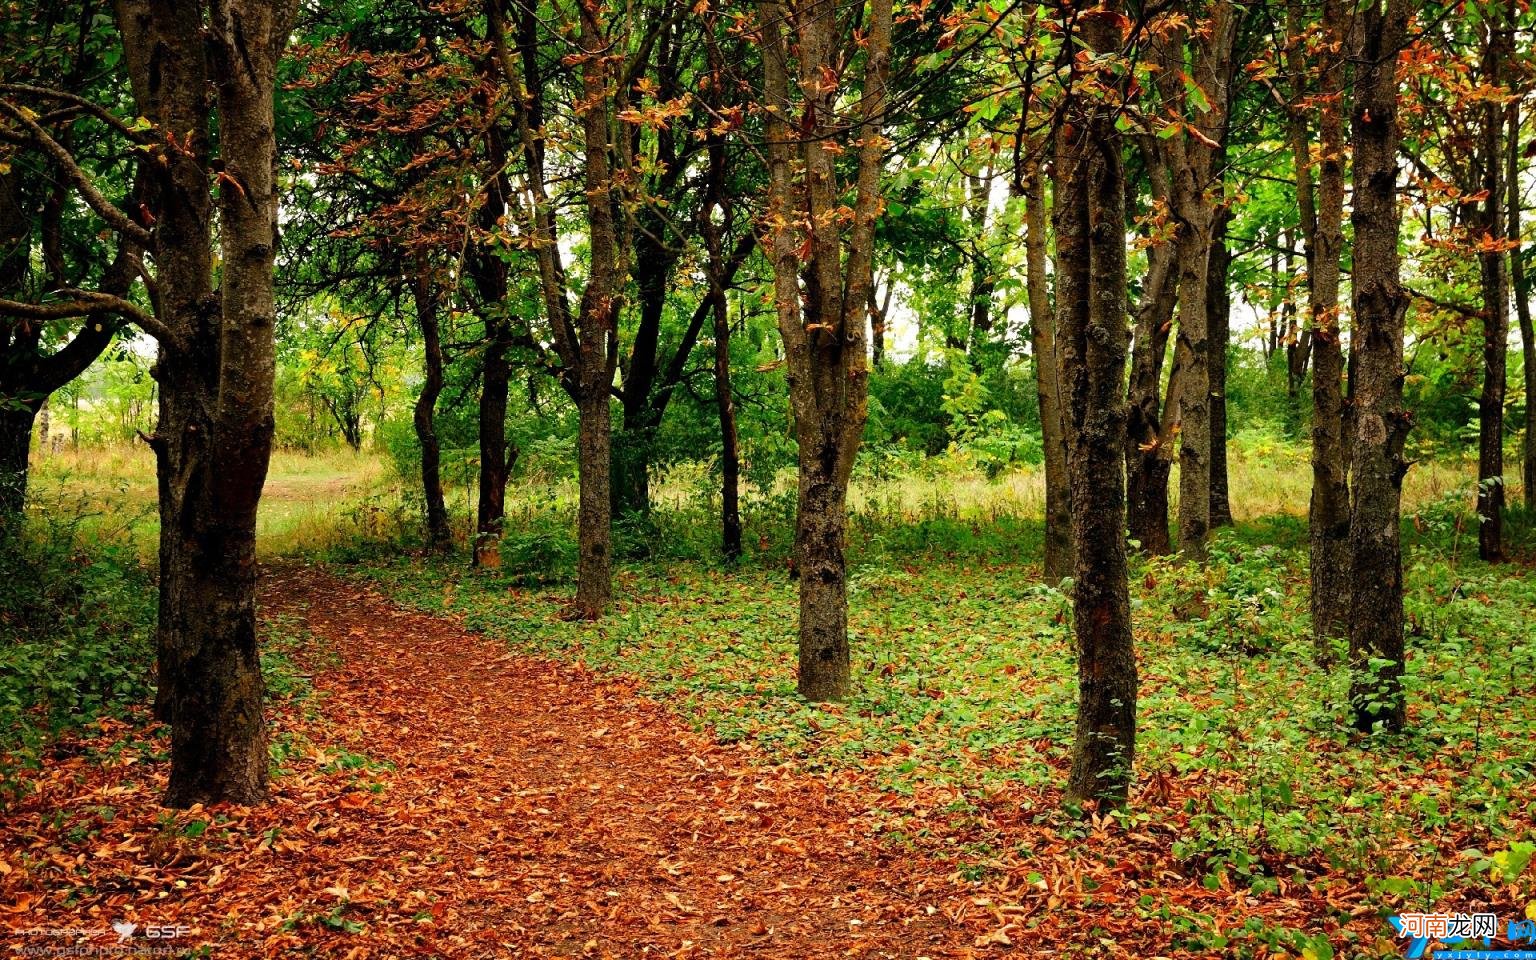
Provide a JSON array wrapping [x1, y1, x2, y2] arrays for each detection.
[[0, 514, 156, 802], [25, 428, 1512, 560], [341, 508, 1536, 946], [314, 427, 1533, 949], [29, 443, 387, 557], [18, 435, 1536, 946]]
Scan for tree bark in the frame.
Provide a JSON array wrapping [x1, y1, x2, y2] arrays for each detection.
[[611, 223, 674, 519], [567, 1, 624, 619], [1124, 140, 1178, 556], [1283, 0, 1318, 408], [701, 56, 741, 564], [1160, 2, 1236, 562], [1207, 202, 1234, 529], [1305, 0, 1352, 657], [467, 117, 514, 569], [1056, 3, 1136, 808], [0, 405, 36, 518], [713, 288, 741, 563], [573, 388, 613, 617], [487, 0, 629, 618], [1021, 149, 1073, 581], [474, 314, 510, 568], [0, 162, 35, 514], [870, 278, 888, 368], [966, 171, 996, 353], [1476, 14, 1509, 563], [411, 268, 451, 551], [1512, 100, 1535, 511], [1346, 0, 1411, 735]]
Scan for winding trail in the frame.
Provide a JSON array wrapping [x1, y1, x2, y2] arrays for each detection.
[[4, 565, 985, 958], [264, 565, 978, 958]]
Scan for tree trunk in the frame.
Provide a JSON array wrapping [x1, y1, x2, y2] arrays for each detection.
[[612, 228, 671, 519], [1161, 3, 1236, 562], [1346, 0, 1410, 734], [1022, 152, 1073, 581], [36, 401, 49, 458], [795, 455, 850, 700], [155, 400, 270, 808], [1477, 242, 1508, 563], [411, 270, 451, 551], [1124, 180, 1178, 556], [1208, 202, 1233, 529], [114, 0, 295, 806], [1171, 159, 1213, 561], [1283, 0, 1318, 413], [610, 421, 653, 521], [572, 388, 613, 617], [966, 172, 996, 352], [714, 292, 741, 562], [1055, 4, 1136, 807], [870, 281, 887, 368], [468, 111, 514, 568], [1476, 15, 1509, 563], [474, 316, 511, 568], [488, 0, 625, 615], [701, 82, 741, 564], [1512, 100, 1535, 511], [757, 0, 886, 702], [0, 404, 37, 519], [566, 2, 624, 619], [1307, 0, 1352, 657]]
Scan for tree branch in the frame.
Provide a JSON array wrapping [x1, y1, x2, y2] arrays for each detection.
[[0, 83, 154, 144], [0, 290, 173, 345], [0, 99, 154, 248]]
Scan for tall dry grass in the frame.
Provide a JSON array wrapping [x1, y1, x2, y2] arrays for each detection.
[[29, 442, 387, 557], [26, 435, 1520, 558]]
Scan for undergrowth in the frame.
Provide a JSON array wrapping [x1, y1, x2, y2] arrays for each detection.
[[0, 509, 156, 802]]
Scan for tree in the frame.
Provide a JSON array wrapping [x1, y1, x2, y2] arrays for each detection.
[[702, 17, 742, 562], [1154, 0, 1238, 561], [485, 0, 651, 617], [0, 6, 140, 520], [1473, 5, 1511, 562], [1054, 2, 1137, 806], [1514, 97, 1535, 512], [286, 5, 518, 558], [1347, 0, 1410, 734], [1124, 147, 1179, 556], [757, 0, 891, 701], [410, 256, 452, 550], [5, 0, 296, 805], [1018, 141, 1073, 582], [1281, 0, 1352, 658]]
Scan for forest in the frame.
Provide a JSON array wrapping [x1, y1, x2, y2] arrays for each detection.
[[1, 0, 1534, 955]]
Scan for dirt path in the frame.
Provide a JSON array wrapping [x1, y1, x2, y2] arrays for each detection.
[[269, 565, 987, 958], [4, 566, 985, 958]]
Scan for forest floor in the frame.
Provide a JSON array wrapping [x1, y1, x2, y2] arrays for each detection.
[[3, 566, 986, 958], [4, 553, 1531, 958]]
